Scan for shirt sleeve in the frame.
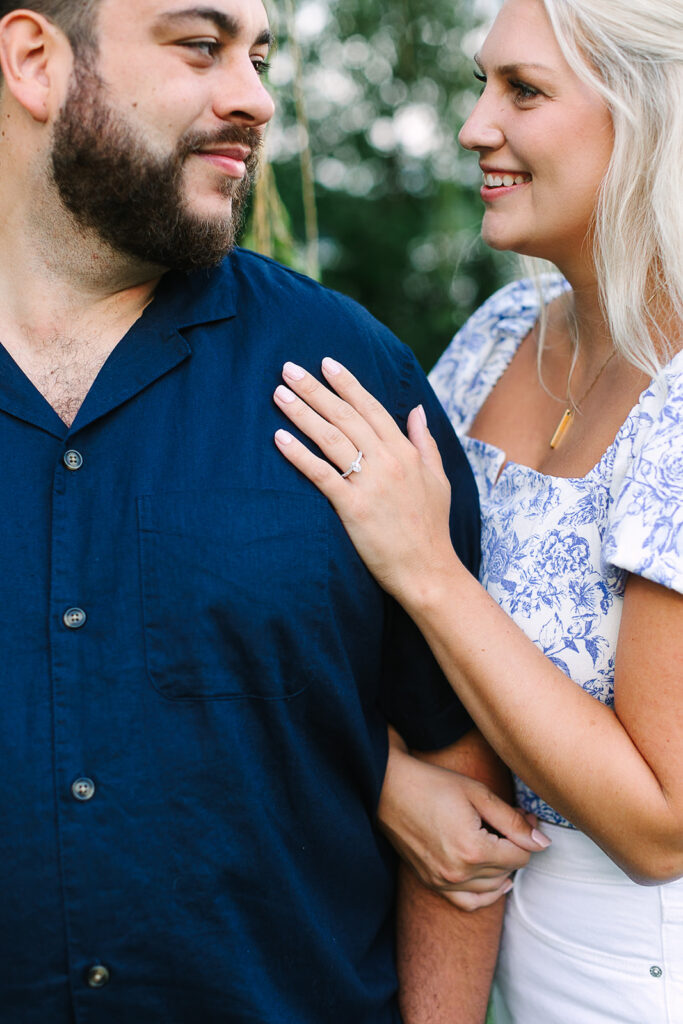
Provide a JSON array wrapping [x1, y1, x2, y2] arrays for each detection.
[[377, 343, 481, 751], [603, 357, 683, 594]]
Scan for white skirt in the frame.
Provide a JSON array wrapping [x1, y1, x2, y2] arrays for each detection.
[[490, 823, 683, 1024]]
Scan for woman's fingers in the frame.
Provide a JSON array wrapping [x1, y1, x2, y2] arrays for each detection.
[[273, 360, 455, 599], [274, 429, 354, 505], [406, 404, 447, 480], [319, 358, 403, 442], [284, 359, 405, 446], [472, 788, 552, 856], [274, 360, 447, 487], [274, 383, 362, 475], [427, 859, 514, 892], [273, 359, 410, 485], [444, 880, 513, 912], [278, 362, 376, 454]]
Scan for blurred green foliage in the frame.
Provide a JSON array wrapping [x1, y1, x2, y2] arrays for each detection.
[[244, 0, 514, 371]]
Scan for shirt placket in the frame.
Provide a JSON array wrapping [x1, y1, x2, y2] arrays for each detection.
[[49, 433, 113, 1017]]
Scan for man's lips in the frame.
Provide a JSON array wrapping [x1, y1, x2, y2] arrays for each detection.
[[194, 146, 251, 179]]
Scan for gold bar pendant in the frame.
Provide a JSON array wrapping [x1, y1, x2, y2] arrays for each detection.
[[550, 408, 573, 449]]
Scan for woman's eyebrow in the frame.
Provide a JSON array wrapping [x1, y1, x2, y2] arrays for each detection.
[[474, 54, 553, 76], [498, 61, 553, 75]]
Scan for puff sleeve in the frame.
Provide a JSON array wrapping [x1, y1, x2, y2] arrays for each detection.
[[603, 352, 683, 594]]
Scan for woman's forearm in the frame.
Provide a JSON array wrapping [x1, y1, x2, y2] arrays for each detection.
[[402, 556, 683, 883]]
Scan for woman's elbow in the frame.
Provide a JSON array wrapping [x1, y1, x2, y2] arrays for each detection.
[[620, 837, 683, 886]]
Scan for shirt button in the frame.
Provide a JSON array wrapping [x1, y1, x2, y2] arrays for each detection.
[[86, 964, 110, 988], [63, 607, 87, 629], [63, 450, 83, 470], [650, 965, 663, 978], [71, 777, 95, 802]]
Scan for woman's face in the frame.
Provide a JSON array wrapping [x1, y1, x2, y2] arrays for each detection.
[[458, 0, 613, 278]]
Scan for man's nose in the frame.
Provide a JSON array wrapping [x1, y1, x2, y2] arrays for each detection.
[[213, 58, 275, 127], [458, 95, 505, 152]]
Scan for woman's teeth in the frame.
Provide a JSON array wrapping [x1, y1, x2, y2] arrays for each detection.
[[484, 173, 531, 187]]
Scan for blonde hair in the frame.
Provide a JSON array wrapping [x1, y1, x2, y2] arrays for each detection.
[[528, 0, 683, 376]]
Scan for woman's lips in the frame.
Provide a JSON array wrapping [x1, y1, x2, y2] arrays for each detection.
[[480, 171, 532, 200]]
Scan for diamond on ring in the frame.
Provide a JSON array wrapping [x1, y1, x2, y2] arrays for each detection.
[[341, 450, 363, 479]]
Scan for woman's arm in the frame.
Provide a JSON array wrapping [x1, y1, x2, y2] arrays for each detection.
[[273, 360, 683, 883], [406, 557, 683, 883]]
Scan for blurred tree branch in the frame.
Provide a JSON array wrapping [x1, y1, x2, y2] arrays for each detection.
[[243, 0, 512, 369]]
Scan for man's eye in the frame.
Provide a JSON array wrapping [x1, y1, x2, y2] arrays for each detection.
[[252, 58, 271, 77], [181, 39, 221, 58]]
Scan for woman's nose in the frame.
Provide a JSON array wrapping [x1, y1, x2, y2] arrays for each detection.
[[458, 96, 506, 152]]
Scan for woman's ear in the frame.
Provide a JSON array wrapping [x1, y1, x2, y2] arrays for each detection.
[[0, 10, 71, 122]]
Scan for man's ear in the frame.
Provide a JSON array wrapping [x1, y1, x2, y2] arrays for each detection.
[[0, 10, 72, 122]]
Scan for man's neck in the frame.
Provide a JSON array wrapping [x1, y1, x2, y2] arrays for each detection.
[[5, 220, 162, 334], [0, 265, 160, 346], [0, 204, 166, 425]]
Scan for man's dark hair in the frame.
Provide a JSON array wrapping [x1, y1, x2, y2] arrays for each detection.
[[0, 0, 99, 60]]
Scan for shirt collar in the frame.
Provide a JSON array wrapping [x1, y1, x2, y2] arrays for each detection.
[[143, 254, 239, 330], [0, 255, 240, 439], [69, 257, 240, 434]]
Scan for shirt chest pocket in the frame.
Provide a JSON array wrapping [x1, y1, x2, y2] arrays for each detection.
[[137, 489, 329, 701]]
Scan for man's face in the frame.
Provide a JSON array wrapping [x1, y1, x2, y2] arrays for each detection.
[[50, 0, 275, 270]]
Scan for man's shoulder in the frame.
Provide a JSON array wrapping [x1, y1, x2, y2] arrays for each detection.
[[226, 248, 401, 348], [227, 246, 356, 300]]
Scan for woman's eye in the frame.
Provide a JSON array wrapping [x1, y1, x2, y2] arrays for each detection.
[[252, 58, 272, 77], [510, 79, 540, 102]]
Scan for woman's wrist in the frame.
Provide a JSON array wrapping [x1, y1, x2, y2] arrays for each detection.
[[397, 545, 470, 622]]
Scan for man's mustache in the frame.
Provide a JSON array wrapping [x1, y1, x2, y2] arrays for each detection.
[[180, 125, 263, 171]]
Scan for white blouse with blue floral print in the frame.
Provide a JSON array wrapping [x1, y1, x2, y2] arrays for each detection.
[[429, 277, 683, 826]]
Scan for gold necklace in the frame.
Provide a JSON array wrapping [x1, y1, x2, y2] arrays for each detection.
[[549, 350, 616, 449]]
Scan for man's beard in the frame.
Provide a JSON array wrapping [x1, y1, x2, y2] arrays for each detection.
[[50, 59, 261, 271]]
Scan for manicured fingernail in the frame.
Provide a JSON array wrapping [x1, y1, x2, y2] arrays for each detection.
[[502, 880, 514, 894], [532, 829, 551, 849], [275, 429, 294, 445], [322, 357, 342, 375], [275, 384, 297, 404], [417, 404, 427, 425], [283, 361, 305, 380]]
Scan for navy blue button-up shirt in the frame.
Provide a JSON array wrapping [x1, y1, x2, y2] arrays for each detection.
[[1, 250, 480, 1023]]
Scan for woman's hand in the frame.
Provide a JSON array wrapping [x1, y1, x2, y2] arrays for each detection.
[[273, 358, 462, 603], [379, 736, 550, 911]]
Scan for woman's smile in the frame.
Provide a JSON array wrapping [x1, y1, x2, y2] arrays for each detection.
[[480, 167, 532, 199]]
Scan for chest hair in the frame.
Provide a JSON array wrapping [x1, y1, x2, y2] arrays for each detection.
[[17, 331, 116, 427]]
